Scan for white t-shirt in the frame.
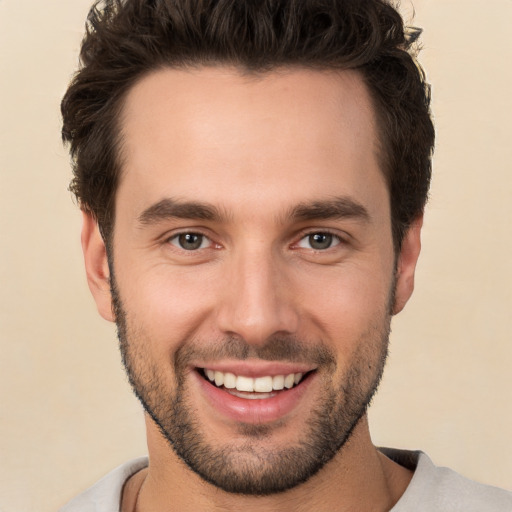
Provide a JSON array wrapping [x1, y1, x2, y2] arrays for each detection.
[[59, 449, 512, 511]]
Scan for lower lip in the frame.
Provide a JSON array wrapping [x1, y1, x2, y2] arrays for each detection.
[[194, 371, 316, 424]]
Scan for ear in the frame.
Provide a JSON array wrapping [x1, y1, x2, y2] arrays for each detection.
[[392, 215, 423, 315], [81, 212, 115, 322]]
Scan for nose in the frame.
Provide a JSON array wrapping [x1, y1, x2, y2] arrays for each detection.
[[216, 247, 299, 346]]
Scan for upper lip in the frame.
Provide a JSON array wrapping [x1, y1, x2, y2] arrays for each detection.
[[193, 359, 316, 378]]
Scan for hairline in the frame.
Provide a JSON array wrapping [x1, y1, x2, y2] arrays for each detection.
[[101, 62, 397, 250]]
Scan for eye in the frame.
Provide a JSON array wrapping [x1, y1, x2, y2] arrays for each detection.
[[297, 232, 341, 250], [169, 232, 211, 251]]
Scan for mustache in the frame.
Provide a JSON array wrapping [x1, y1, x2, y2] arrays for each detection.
[[175, 335, 336, 370]]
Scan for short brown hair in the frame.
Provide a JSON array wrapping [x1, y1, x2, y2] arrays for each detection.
[[62, 0, 434, 248]]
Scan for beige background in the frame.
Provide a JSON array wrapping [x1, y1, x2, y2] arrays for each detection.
[[0, 1, 511, 510]]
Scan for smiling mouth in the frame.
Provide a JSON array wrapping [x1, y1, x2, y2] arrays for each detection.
[[198, 368, 314, 399]]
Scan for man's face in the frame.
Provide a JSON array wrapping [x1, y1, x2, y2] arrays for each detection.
[[84, 67, 420, 494]]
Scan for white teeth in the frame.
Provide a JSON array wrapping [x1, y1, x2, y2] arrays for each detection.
[[214, 371, 224, 387], [223, 372, 236, 389], [272, 375, 285, 390], [204, 369, 306, 392], [284, 374, 295, 389], [254, 376, 273, 392], [228, 390, 274, 400], [236, 375, 254, 392]]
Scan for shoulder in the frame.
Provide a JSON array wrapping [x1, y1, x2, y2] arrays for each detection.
[[381, 448, 512, 512], [58, 457, 149, 512]]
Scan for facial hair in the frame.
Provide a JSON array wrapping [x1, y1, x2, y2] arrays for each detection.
[[110, 270, 392, 495]]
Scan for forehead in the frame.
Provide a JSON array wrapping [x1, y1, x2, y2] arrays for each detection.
[[117, 66, 386, 221]]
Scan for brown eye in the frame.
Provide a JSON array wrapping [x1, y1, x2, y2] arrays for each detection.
[[170, 233, 208, 250]]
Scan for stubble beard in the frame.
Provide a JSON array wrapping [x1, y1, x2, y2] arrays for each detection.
[[110, 271, 392, 495]]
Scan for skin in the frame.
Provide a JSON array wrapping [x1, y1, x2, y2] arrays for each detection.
[[82, 66, 422, 511]]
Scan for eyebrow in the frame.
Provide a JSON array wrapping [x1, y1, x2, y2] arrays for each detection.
[[137, 196, 370, 226], [138, 198, 225, 225], [287, 197, 371, 223]]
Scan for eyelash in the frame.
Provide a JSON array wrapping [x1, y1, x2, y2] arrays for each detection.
[[165, 229, 346, 252], [294, 230, 344, 251], [167, 231, 215, 251]]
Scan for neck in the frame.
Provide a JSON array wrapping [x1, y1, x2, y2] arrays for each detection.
[[124, 414, 412, 512]]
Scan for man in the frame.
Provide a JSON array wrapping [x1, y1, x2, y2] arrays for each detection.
[[59, 0, 511, 511]]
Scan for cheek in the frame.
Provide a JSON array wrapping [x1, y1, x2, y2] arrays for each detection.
[[118, 263, 220, 349], [296, 263, 393, 343]]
